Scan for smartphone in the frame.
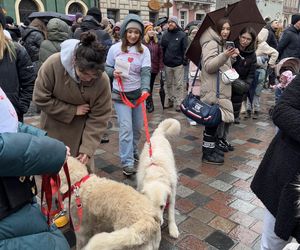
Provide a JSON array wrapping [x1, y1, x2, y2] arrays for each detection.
[[225, 41, 235, 49]]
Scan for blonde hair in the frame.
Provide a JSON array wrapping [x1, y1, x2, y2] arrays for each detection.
[[0, 24, 15, 61], [144, 32, 158, 44], [30, 18, 47, 39]]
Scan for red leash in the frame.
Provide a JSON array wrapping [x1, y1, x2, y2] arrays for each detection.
[[116, 76, 152, 157]]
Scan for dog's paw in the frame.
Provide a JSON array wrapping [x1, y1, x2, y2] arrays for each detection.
[[169, 223, 179, 238]]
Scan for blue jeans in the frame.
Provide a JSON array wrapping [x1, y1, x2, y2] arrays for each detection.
[[114, 101, 143, 167]]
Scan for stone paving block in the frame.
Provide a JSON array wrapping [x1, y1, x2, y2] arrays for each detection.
[[249, 207, 265, 221], [184, 135, 199, 141], [231, 139, 247, 145], [246, 148, 265, 156], [231, 170, 252, 180], [179, 168, 200, 178], [231, 243, 252, 250], [246, 160, 261, 168], [233, 179, 251, 191], [234, 123, 247, 128], [255, 121, 270, 127], [194, 174, 215, 184], [175, 198, 196, 214], [177, 185, 194, 198], [174, 210, 188, 225], [210, 192, 237, 205], [159, 239, 179, 250], [205, 230, 235, 250], [209, 180, 233, 192], [216, 173, 239, 184], [250, 220, 263, 234], [200, 166, 222, 177], [229, 225, 259, 246], [177, 235, 209, 250], [187, 192, 212, 207], [189, 207, 216, 223], [229, 156, 248, 163], [208, 216, 237, 234], [251, 237, 261, 250], [177, 145, 195, 152], [247, 138, 262, 144], [229, 199, 256, 214], [179, 175, 201, 189], [205, 200, 236, 218], [229, 211, 256, 228], [229, 187, 255, 202], [179, 217, 215, 240], [195, 183, 218, 196]]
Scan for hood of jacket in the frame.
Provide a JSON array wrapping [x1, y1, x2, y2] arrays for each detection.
[[200, 27, 221, 47], [22, 26, 43, 39], [120, 14, 144, 38], [80, 15, 102, 32], [257, 28, 269, 44], [47, 18, 70, 42], [60, 39, 79, 83]]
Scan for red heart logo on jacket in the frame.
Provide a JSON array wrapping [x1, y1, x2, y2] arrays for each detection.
[[128, 57, 134, 63]]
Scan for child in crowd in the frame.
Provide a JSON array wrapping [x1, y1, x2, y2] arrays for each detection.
[[272, 70, 296, 104]]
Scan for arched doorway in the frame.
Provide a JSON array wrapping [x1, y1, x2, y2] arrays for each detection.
[[15, 0, 45, 24], [65, 0, 88, 15]]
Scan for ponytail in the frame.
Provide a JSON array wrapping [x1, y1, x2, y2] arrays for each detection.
[[0, 24, 15, 61]]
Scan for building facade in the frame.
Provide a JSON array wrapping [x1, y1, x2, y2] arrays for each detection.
[[283, 0, 300, 26]]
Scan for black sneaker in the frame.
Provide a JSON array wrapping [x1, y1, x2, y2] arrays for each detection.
[[216, 139, 229, 152], [244, 110, 251, 119], [221, 138, 234, 151], [123, 166, 137, 176]]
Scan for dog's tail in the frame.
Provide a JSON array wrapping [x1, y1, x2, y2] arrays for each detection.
[[153, 118, 181, 137], [84, 217, 160, 250]]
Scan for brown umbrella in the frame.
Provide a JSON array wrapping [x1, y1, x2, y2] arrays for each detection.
[[186, 0, 265, 66]]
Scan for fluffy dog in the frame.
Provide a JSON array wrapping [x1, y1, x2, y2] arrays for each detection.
[[60, 157, 161, 250], [137, 118, 180, 238]]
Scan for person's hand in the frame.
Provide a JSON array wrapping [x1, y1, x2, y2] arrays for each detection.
[[113, 70, 122, 79], [64, 146, 71, 164], [76, 153, 90, 165], [76, 104, 90, 115], [231, 48, 240, 58], [224, 47, 236, 58]]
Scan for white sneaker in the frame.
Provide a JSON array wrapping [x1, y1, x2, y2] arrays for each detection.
[[189, 121, 197, 126]]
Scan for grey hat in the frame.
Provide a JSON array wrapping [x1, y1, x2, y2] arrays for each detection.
[[120, 14, 144, 38], [168, 16, 179, 27], [126, 21, 142, 33]]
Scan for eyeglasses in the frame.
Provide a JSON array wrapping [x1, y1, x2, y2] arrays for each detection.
[[240, 36, 252, 42]]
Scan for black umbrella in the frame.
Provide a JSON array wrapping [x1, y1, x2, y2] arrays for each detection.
[[184, 20, 202, 31], [28, 11, 73, 25], [159, 71, 165, 108], [155, 16, 168, 27], [186, 0, 265, 66]]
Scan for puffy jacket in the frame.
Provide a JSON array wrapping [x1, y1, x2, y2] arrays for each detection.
[[74, 15, 112, 49], [277, 25, 300, 60], [0, 42, 35, 121], [39, 18, 70, 64], [0, 124, 69, 250], [143, 39, 163, 74], [161, 27, 187, 67]]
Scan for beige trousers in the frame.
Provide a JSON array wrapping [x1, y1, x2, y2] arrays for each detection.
[[165, 65, 184, 107]]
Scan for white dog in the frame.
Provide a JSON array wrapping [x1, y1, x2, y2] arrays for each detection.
[[60, 157, 161, 250], [137, 118, 180, 239]]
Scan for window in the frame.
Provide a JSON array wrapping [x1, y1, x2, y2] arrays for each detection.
[[68, 3, 84, 14], [107, 9, 120, 21], [149, 12, 158, 24], [19, 0, 38, 23], [195, 13, 204, 21], [180, 11, 187, 29]]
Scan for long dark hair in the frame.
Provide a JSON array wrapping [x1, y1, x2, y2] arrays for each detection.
[[214, 17, 231, 36], [238, 26, 257, 50], [75, 32, 106, 72]]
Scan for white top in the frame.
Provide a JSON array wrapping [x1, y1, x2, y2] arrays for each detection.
[[0, 88, 18, 133], [106, 42, 151, 92]]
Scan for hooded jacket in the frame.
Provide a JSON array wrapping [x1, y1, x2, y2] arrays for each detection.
[[277, 25, 300, 60], [199, 27, 234, 123], [33, 39, 112, 158], [39, 18, 70, 64], [74, 15, 112, 49]]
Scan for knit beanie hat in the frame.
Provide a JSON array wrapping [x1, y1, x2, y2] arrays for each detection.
[[281, 70, 296, 86], [0, 11, 5, 28], [144, 23, 154, 34], [168, 16, 179, 27], [126, 21, 142, 33], [87, 7, 102, 23], [75, 12, 83, 22], [291, 14, 300, 25], [0, 87, 18, 133]]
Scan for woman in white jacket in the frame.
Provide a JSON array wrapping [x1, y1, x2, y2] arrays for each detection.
[[245, 28, 278, 119]]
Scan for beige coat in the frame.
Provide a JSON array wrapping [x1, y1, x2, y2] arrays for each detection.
[[199, 27, 234, 123], [33, 53, 112, 158]]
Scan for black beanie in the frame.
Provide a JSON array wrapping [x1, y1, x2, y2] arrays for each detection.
[[87, 7, 102, 23], [291, 14, 300, 25], [5, 16, 14, 25], [0, 11, 5, 28]]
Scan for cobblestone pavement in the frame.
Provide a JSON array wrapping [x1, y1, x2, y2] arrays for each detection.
[[25, 87, 277, 250]]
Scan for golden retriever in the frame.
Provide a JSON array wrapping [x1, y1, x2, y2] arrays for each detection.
[[137, 118, 180, 238], [60, 157, 161, 250]]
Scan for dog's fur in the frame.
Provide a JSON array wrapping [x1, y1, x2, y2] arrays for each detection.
[[137, 118, 180, 238], [60, 157, 161, 250]]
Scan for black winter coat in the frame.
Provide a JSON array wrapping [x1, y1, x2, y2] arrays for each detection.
[[21, 26, 45, 62], [277, 25, 300, 60], [231, 41, 256, 118], [161, 28, 188, 67], [266, 25, 278, 49], [0, 42, 35, 121], [251, 74, 300, 242], [74, 15, 112, 49]]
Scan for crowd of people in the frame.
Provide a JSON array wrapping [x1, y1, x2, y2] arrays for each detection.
[[1, 4, 300, 249]]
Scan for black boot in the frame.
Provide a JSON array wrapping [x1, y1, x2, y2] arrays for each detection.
[[202, 133, 224, 165], [146, 96, 154, 113], [216, 138, 229, 152], [221, 138, 234, 151]]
